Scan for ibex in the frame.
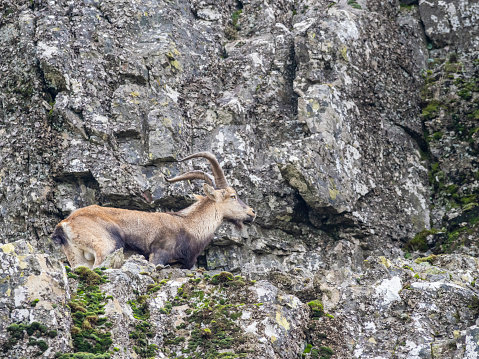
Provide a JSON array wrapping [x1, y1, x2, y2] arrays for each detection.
[[52, 152, 256, 270]]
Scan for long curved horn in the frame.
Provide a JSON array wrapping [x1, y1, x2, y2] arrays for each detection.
[[166, 171, 216, 188], [179, 152, 228, 189]]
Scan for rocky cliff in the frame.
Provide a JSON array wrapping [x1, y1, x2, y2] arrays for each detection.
[[1, 0, 479, 358]]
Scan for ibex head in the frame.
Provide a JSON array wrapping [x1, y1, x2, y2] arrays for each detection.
[[166, 152, 256, 229]]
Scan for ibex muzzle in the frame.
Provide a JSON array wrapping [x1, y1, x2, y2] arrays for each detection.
[[52, 152, 256, 270]]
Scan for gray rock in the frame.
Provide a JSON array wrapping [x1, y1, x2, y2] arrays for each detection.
[[0, 241, 71, 358], [1, 0, 479, 357], [419, 0, 479, 49]]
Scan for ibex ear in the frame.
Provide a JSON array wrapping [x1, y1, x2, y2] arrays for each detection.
[[203, 184, 218, 202]]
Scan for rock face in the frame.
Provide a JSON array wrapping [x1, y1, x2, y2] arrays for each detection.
[[419, 0, 479, 49], [1, 0, 431, 267], [0, 241, 72, 358], [1, 0, 479, 358], [421, 50, 479, 255], [3, 243, 479, 359]]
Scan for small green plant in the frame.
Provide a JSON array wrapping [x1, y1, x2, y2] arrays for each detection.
[[231, 10, 242, 28], [303, 343, 313, 357], [307, 300, 324, 318], [463, 202, 478, 212], [2, 322, 55, 355], [421, 101, 440, 120], [347, 0, 362, 9], [210, 271, 234, 285], [414, 254, 438, 265], [309, 346, 334, 359], [469, 296, 479, 317], [432, 131, 443, 141], [404, 229, 439, 252], [458, 89, 472, 100], [61, 267, 112, 356]]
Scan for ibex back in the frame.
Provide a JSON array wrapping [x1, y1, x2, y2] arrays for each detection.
[[52, 152, 256, 269]]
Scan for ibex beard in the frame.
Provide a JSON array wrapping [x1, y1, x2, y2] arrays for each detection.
[[52, 152, 256, 270]]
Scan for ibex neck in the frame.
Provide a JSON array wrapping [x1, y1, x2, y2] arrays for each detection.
[[177, 199, 223, 242]]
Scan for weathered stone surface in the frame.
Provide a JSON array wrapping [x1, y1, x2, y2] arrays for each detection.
[[0, 241, 71, 358], [419, 48, 479, 254], [419, 0, 479, 49], [147, 274, 310, 359], [319, 253, 479, 358], [2, 244, 479, 358]]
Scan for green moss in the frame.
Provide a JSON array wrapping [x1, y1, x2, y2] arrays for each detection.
[[404, 229, 438, 252], [432, 131, 443, 141], [229, 312, 242, 320], [56, 354, 111, 359], [147, 279, 169, 293], [62, 267, 113, 356], [400, 3, 416, 10], [36, 340, 48, 352], [210, 272, 235, 285], [469, 296, 479, 315], [444, 227, 468, 250], [303, 343, 313, 354], [307, 300, 324, 318], [422, 101, 441, 120], [445, 184, 459, 195], [48, 102, 55, 120], [415, 254, 438, 265], [2, 322, 55, 355], [461, 195, 478, 205], [160, 279, 251, 359], [231, 10, 242, 28], [165, 336, 186, 345], [128, 296, 150, 320], [311, 346, 333, 359], [444, 62, 463, 73], [458, 89, 472, 100], [463, 202, 478, 212], [127, 293, 157, 358], [218, 272, 234, 282], [31, 299, 40, 307], [74, 266, 102, 286], [347, 0, 361, 9]]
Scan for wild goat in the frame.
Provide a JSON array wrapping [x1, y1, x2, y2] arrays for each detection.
[[52, 152, 256, 269]]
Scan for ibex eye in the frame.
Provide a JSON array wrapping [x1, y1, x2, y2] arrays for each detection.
[[231, 195, 236, 200]]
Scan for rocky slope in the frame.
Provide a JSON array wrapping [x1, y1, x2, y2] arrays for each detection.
[[1, 0, 479, 358]]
